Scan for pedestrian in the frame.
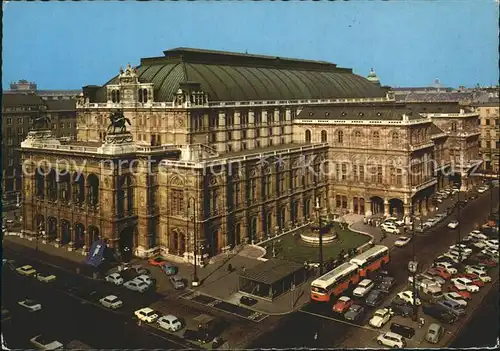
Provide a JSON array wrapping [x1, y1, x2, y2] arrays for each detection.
[[227, 263, 233, 273], [419, 317, 425, 329], [314, 331, 319, 340], [363, 217, 367, 225]]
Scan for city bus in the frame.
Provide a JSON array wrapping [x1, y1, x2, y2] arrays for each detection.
[[310, 262, 360, 302], [349, 245, 389, 277]]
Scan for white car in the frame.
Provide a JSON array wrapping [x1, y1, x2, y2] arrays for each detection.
[[447, 221, 459, 229], [134, 274, 154, 286], [394, 236, 412, 248], [469, 231, 488, 240], [449, 244, 472, 255], [37, 273, 57, 283], [477, 187, 487, 193], [380, 224, 400, 234], [475, 272, 492, 283], [485, 239, 499, 250], [434, 261, 457, 275], [99, 295, 123, 309], [397, 290, 421, 306], [442, 252, 463, 263], [135, 307, 159, 323], [29, 335, 63, 350], [443, 292, 467, 307], [353, 279, 374, 297], [16, 265, 36, 276], [377, 332, 406, 348], [451, 277, 479, 292], [124, 280, 149, 293], [481, 248, 499, 258], [157, 315, 183, 332], [465, 265, 488, 276], [105, 273, 124, 285], [18, 299, 42, 312], [369, 308, 393, 328], [472, 241, 487, 249]]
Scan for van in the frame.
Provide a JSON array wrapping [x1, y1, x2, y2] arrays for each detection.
[[390, 322, 415, 339], [437, 299, 466, 317], [408, 276, 442, 295]]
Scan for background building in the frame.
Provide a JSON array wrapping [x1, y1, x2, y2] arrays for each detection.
[[474, 100, 500, 173]]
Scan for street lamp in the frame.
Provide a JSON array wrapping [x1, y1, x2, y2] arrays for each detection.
[[36, 222, 43, 279], [409, 205, 418, 322], [314, 198, 324, 276], [187, 196, 199, 287]]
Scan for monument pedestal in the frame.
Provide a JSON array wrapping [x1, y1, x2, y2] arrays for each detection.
[[98, 132, 135, 155], [21, 129, 60, 147]]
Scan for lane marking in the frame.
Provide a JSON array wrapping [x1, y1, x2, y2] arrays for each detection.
[[299, 309, 377, 332]]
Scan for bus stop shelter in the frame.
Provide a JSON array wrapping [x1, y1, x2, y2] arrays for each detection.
[[238, 259, 306, 301]]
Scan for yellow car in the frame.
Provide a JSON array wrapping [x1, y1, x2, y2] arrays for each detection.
[[16, 265, 36, 276], [37, 273, 57, 283]]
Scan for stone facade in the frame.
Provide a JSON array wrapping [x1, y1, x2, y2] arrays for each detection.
[[474, 102, 499, 173]]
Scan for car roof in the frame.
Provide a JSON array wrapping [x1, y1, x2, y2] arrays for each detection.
[[105, 295, 118, 299], [385, 331, 403, 339], [140, 307, 154, 313], [338, 296, 350, 301], [360, 279, 372, 284], [161, 314, 178, 321]]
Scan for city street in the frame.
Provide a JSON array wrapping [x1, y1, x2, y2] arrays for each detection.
[[249, 188, 499, 348]]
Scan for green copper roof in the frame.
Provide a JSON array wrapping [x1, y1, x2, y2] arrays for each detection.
[[94, 48, 386, 102]]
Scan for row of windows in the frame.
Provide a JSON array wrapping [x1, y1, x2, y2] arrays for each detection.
[[205, 109, 294, 129], [306, 130, 402, 145]]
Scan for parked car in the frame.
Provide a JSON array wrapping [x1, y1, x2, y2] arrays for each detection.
[[378, 276, 396, 293], [135, 307, 159, 323], [353, 279, 374, 298], [157, 315, 183, 332], [434, 262, 457, 275], [427, 267, 451, 280], [397, 290, 421, 306], [420, 272, 445, 286], [18, 298, 42, 312], [451, 277, 479, 293], [475, 254, 498, 266], [160, 263, 178, 275], [484, 239, 499, 250], [377, 332, 406, 348], [422, 304, 458, 324], [390, 322, 415, 339], [437, 299, 466, 317], [443, 292, 467, 307], [426, 323, 445, 344], [469, 231, 488, 240], [447, 285, 472, 300], [381, 224, 400, 234], [481, 248, 499, 258], [449, 244, 473, 255], [435, 256, 459, 266], [37, 273, 56, 283], [124, 280, 149, 293], [365, 290, 385, 307], [333, 296, 353, 314], [457, 273, 486, 286], [344, 304, 365, 322], [169, 275, 186, 290], [369, 308, 393, 328], [394, 236, 412, 248], [16, 265, 36, 276], [239, 295, 258, 306], [390, 297, 413, 317], [465, 265, 488, 276], [105, 273, 124, 285], [148, 256, 168, 267], [29, 335, 63, 351], [99, 295, 123, 309], [135, 274, 155, 287], [447, 221, 459, 229]]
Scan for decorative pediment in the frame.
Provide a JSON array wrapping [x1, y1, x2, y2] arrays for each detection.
[[170, 176, 185, 187]]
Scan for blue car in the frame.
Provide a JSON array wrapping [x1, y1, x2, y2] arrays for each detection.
[[161, 263, 178, 275]]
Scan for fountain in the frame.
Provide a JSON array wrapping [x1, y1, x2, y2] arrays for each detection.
[[300, 200, 338, 246]]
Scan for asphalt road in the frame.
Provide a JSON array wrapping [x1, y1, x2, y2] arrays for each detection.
[[249, 188, 499, 348], [1, 255, 195, 349]]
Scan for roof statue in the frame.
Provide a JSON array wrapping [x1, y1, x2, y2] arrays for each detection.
[[31, 114, 52, 130], [367, 68, 380, 84], [107, 110, 131, 134]]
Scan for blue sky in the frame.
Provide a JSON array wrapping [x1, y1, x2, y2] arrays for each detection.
[[3, 1, 499, 90]]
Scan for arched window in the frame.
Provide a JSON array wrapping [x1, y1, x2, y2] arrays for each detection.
[[305, 130, 312, 142], [111, 90, 117, 103], [354, 130, 361, 138], [143, 89, 148, 103], [373, 131, 380, 145], [321, 130, 327, 143], [337, 130, 344, 143], [392, 132, 399, 143], [138, 89, 143, 103], [451, 122, 457, 132]]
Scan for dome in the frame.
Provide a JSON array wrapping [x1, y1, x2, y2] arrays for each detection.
[[367, 68, 380, 84], [94, 48, 386, 102]]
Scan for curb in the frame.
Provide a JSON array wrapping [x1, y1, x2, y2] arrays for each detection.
[[347, 222, 375, 252]]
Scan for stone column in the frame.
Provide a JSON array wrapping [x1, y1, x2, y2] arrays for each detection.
[[421, 198, 428, 216], [403, 204, 411, 217], [460, 174, 468, 192], [217, 111, 226, 153], [384, 199, 390, 217], [364, 199, 372, 217]]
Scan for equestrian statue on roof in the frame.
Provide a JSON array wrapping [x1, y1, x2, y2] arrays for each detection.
[[32, 115, 51, 130], [107, 109, 132, 134]]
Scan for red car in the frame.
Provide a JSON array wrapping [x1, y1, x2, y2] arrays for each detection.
[[148, 256, 167, 267], [476, 256, 497, 267], [447, 285, 472, 300], [427, 267, 451, 280], [332, 296, 353, 314], [457, 273, 485, 287]]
